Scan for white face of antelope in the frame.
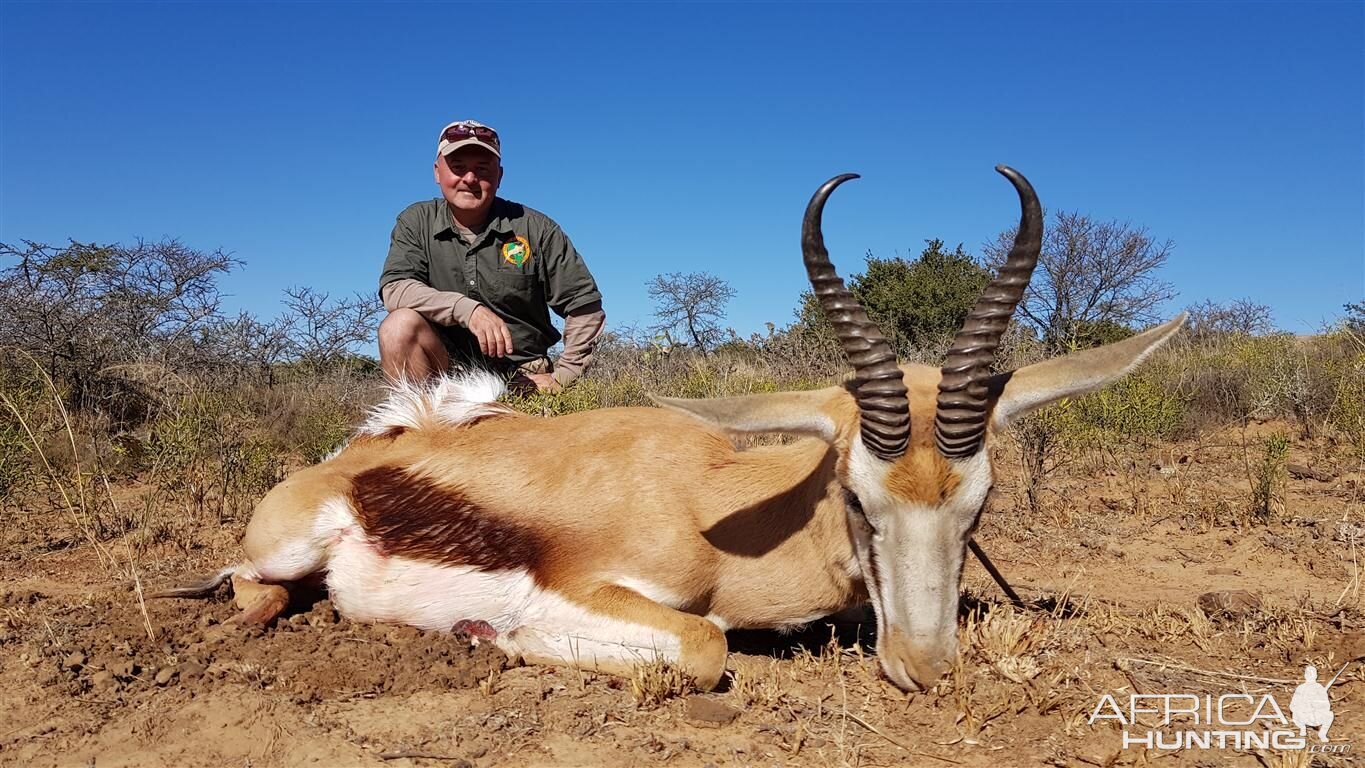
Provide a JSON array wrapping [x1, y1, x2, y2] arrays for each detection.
[[797, 166, 1044, 692], [789, 165, 1184, 692], [842, 438, 993, 691]]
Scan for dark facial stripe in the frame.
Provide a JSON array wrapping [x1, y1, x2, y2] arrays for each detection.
[[843, 488, 883, 597], [865, 543, 883, 598], [351, 466, 544, 572]]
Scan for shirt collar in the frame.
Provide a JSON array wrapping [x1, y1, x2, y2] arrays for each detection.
[[436, 197, 515, 242]]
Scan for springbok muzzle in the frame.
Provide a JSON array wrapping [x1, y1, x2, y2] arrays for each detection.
[[879, 625, 957, 692]]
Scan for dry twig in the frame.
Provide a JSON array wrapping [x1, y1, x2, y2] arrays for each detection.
[[843, 711, 964, 765], [1120, 657, 1296, 685], [378, 750, 471, 763]]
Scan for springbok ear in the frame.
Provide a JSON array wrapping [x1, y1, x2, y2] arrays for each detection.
[[650, 388, 847, 442], [989, 313, 1187, 429]]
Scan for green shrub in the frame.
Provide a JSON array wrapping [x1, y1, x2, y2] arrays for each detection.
[[1249, 432, 1290, 523], [1058, 372, 1186, 447], [0, 356, 65, 506], [1302, 329, 1365, 456], [146, 389, 284, 524]]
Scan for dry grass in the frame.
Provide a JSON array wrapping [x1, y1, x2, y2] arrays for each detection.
[[628, 657, 692, 709], [727, 658, 788, 710]]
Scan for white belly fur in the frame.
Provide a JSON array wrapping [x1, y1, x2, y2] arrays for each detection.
[[320, 499, 683, 669]]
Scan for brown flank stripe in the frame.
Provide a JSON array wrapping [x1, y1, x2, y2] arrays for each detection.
[[350, 466, 544, 571]]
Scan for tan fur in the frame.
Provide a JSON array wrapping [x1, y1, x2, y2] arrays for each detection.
[[163, 315, 1183, 692], [881, 367, 965, 503]]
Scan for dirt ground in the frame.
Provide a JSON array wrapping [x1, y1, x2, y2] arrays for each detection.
[[2, 422, 1362, 767]]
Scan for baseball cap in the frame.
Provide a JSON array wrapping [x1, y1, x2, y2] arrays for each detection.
[[437, 120, 501, 158]]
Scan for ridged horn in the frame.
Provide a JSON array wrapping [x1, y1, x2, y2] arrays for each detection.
[[802, 174, 910, 460], [934, 165, 1043, 460]]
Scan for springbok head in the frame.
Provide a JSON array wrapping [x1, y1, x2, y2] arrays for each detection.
[[659, 167, 1185, 691]]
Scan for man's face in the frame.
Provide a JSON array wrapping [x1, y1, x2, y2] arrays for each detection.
[[434, 146, 502, 217]]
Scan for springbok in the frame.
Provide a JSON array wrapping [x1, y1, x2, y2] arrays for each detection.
[[158, 167, 1184, 692]]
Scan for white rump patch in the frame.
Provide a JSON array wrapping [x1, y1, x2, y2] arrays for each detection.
[[357, 369, 510, 436], [247, 497, 355, 582]]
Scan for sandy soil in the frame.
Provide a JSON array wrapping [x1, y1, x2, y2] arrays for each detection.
[[2, 423, 1362, 767]]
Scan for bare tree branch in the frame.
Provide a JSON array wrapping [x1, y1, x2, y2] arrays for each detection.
[[646, 272, 736, 354], [280, 286, 384, 371], [984, 211, 1176, 350]]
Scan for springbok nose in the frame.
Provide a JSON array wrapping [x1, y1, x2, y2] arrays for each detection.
[[880, 626, 956, 692]]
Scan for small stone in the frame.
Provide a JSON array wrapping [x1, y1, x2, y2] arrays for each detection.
[[307, 602, 339, 627], [1208, 566, 1240, 576], [62, 651, 87, 671], [155, 667, 176, 686], [91, 670, 118, 689], [1287, 464, 1334, 483], [109, 659, 138, 680], [178, 661, 206, 682], [1261, 534, 1293, 552], [1334, 522, 1365, 544], [684, 696, 740, 726], [1197, 590, 1262, 617]]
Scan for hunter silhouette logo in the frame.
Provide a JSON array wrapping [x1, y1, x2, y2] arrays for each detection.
[[1291, 664, 1337, 742], [1090, 661, 1354, 753]]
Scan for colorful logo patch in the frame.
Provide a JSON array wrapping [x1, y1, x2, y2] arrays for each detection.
[[502, 236, 532, 267]]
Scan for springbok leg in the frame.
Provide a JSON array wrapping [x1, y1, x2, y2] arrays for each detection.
[[230, 574, 291, 627], [503, 584, 728, 689]]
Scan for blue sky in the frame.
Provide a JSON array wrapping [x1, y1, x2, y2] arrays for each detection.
[[2, 1, 1361, 344]]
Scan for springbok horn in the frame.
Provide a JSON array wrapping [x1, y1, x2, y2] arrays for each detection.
[[934, 165, 1043, 460], [802, 174, 910, 460]]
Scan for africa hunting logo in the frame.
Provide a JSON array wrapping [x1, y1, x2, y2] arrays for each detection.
[[502, 236, 532, 267], [1089, 663, 1353, 753]]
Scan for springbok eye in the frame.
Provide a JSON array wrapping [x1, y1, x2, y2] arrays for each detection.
[[843, 487, 867, 519]]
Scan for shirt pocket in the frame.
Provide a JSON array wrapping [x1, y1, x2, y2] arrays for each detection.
[[482, 265, 540, 310], [490, 236, 538, 286]]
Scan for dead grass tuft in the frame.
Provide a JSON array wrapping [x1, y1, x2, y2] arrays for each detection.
[[628, 657, 692, 709]]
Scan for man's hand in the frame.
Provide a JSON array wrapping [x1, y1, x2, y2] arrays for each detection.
[[509, 372, 562, 394], [468, 305, 513, 358]]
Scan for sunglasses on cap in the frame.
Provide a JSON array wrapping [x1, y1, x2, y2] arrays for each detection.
[[442, 122, 500, 151]]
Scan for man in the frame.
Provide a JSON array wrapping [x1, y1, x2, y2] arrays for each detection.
[[378, 119, 605, 392]]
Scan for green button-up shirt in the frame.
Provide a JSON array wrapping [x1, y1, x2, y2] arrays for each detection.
[[380, 197, 602, 366]]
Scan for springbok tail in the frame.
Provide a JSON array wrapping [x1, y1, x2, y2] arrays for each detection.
[[147, 565, 239, 599]]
